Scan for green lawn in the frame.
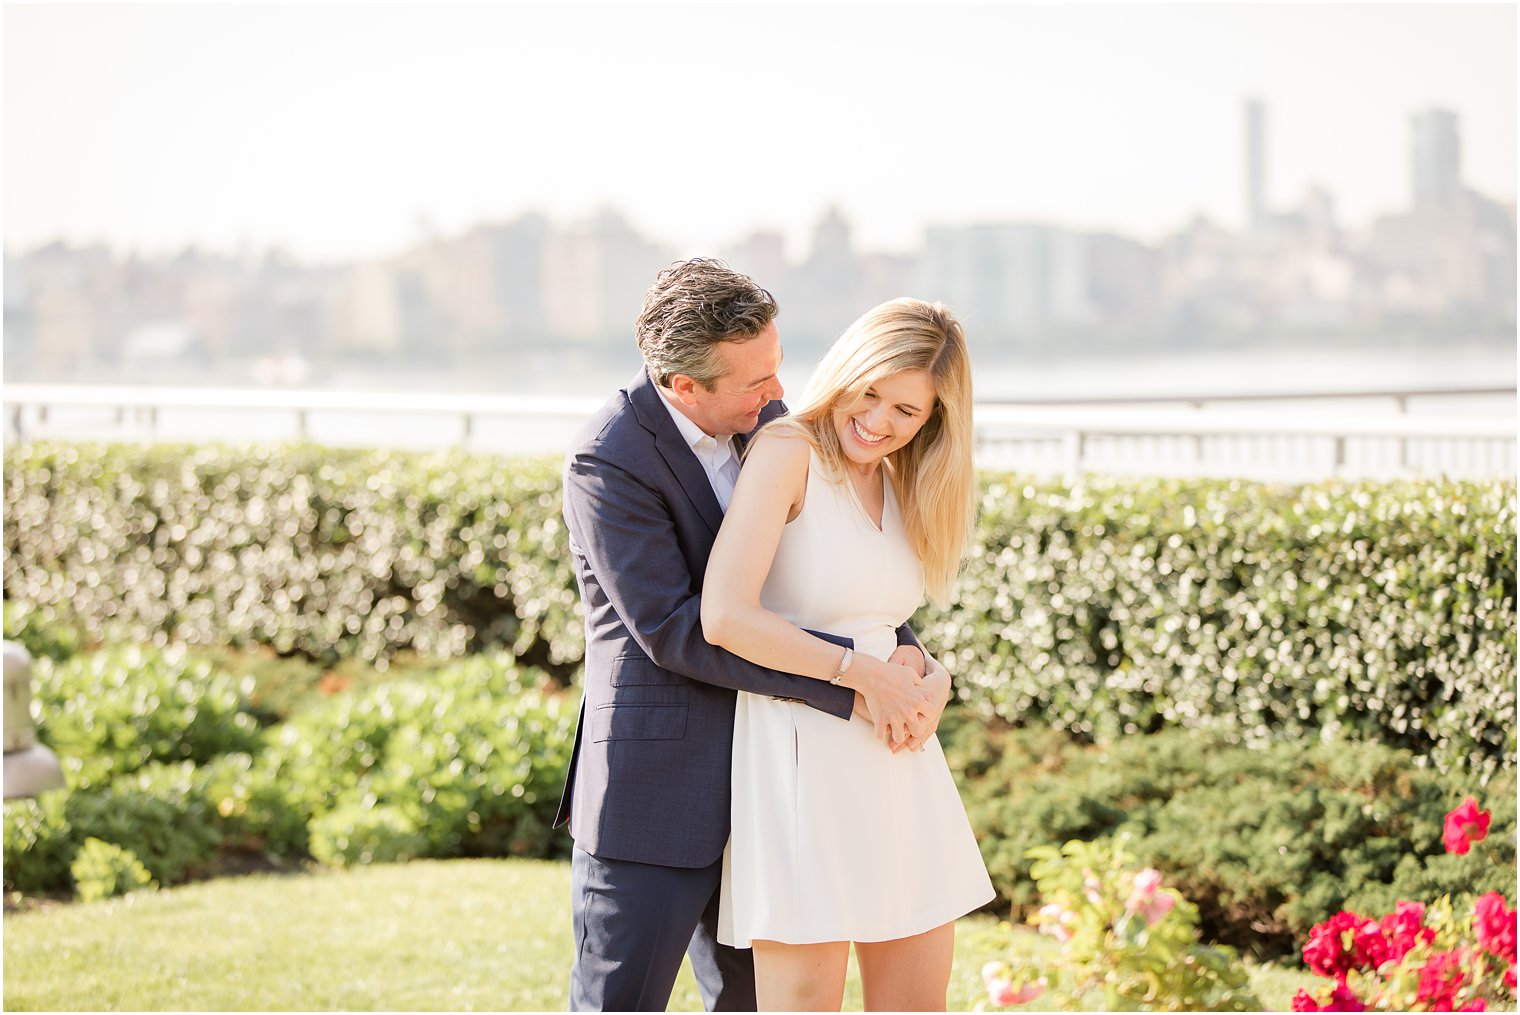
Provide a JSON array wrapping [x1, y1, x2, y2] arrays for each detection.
[[4, 858, 1313, 1011]]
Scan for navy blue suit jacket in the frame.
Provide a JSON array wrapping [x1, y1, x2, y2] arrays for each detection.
[[553, 367, 866, 869]]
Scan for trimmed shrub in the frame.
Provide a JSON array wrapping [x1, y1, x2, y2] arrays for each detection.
[[262, 652, 575, 863], [4, 775, 223, 897], [195, 751, 309, 859], [2, 598, 84, 662], [70, 837, 155, 901], [3, 443, 582, 672], [64, 775, 221, 886], [943, 713, 1517, 958], [6, 444, 1511, 771], [2, 790, 73, 894], [926, 476, 1515, 775], [32, 644, 262, 791], [5, 643, 573, 896], [309, 804, 425, 867]]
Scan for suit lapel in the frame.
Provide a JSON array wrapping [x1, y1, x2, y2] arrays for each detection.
[[628, 369, 725, 537]]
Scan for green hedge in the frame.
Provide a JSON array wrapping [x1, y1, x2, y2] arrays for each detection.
[[942, 713, 1518, 958], [2, 646, 575, 898], [2, 443, 582, 673], [261, 654, 575, 862], [5, 443, 1514, 770], [7, 639, 1510, 956], [924, 477, 1515, 776], [32, 644, 263, 791]]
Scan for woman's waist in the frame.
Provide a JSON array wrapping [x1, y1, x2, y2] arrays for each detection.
[[783, 617, 903, 662]]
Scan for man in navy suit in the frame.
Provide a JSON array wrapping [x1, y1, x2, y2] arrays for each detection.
[[556, 259, 948, 1011]]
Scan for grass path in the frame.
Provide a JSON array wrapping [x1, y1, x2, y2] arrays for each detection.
[[4, 858, 1312, 1011]]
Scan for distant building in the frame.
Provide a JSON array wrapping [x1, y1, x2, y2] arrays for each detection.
[[920, 222, 1100, 351], [1245, 98, 1268, 234], [3, 253, 34, 374], [491, 213, 550, 343], [1411, 108, 1462, 209], [722, 230, 787, 295], [6, 99, 1514, 384], [20, 243, 117, 375], [542, 209, 670, 343], [1362, 108, 1517, 319], [335, 260, 415, 353], [786, 207, 864, 343]]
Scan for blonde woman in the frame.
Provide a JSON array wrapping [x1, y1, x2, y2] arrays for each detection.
[[702, 298, 994, 1011]]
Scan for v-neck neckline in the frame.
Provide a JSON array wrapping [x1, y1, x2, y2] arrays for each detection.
[[847, 468, 888, 534]]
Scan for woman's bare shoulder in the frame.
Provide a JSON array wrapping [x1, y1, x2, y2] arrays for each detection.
[[746, 419, 813, 462], [743, 426, 813, 520]]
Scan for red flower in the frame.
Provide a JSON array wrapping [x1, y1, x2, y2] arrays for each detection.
[[1292, 988, 1323, 1012], [1305, 912, 1387, 977], [1415, 949, 1467, 1010], [1291, 975, 1372, 1012], [1472, 891, 1518, 963], [1379, 900, 1436, 963], [1458, 1001, 1488, 1012], [1504, 964, 1516, 991], [1443, 797, 1491, 855], [1324, 978, 1368, 1012]]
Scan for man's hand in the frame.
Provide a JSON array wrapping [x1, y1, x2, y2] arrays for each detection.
[[888, 644, 927, 678], [852, 691, 873, 724], [850, 653, 931, 750], [899, 656, 952, 752]]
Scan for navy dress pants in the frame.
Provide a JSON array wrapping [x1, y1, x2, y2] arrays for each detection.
[[569, 846, 756, 1012]]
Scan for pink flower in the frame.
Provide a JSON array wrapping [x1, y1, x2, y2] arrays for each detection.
[[1132, 867, 1163, 896], [1038, 903, 1076, 942], [1379, 900, 1435, 963], [986, 978, 1017, 1006], [1505, 963, 1516, 991], [1458, 1000, 1488, 1012], [1009, 978, 1048, 1005], [1125, 867, 1166, 916], [1083, 868, 1104, 906], [1141, 891, 1176, 926], [985, 975, 1047, 1007], [1443, 797, 1491, 855], [1472, 891, 1518, 963], [1291, 988, 1322, 1012]]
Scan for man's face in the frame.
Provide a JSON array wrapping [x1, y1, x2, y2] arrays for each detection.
[[669, 323, 785, 436]]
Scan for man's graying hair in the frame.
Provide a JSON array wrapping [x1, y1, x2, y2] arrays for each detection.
[[636, 259, 779, 389]]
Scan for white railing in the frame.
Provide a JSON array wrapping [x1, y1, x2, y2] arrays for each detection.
[[974, 403, 1514, 480], [4, 383, 1514, 481]]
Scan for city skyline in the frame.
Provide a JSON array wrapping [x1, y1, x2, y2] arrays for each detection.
[[5, 4, 1515, 263]]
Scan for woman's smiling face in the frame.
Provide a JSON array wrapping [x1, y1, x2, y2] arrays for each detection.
[[832, 368, 936, 467]]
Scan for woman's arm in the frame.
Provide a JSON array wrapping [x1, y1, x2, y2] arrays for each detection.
[[700, 431, 931, 744]]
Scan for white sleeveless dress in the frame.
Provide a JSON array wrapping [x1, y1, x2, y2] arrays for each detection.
[[717, 450, 995, 948]]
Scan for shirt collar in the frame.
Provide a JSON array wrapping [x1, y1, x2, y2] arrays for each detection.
[[657, 386, 732, 461]]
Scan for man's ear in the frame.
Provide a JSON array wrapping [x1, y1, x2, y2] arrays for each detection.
[[669, 373, 699, 405]]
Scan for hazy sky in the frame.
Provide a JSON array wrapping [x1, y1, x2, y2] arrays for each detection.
[[5, 3, 1515, 262]]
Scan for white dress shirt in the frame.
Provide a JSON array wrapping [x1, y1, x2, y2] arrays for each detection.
[[658, 388, 743, 511]]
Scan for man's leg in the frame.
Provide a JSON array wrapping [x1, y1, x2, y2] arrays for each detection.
[[688, 867, 757, 1012], [570, 846, 751, 1012]]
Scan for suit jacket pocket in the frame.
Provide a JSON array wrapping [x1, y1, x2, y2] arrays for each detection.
[[590, 703, 688, 743], [607, 653, 685, 687]]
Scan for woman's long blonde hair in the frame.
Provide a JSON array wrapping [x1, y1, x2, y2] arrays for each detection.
[[766, 298, 976, 607]]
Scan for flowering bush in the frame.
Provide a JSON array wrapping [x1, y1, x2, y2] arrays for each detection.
[[980, 836, 1260, 1011], [1292, 798, 1517, 1012]]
